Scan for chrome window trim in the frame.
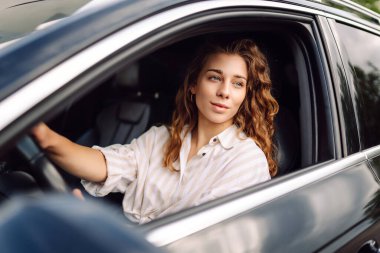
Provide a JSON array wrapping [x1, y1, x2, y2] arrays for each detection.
[[325, 13, 380, 36], [146, 152, 365, 247], [325, 0, 380, 22], [310, 0, 380, 34], [364, 145, 380, 159], [338, 0, 380, 18]]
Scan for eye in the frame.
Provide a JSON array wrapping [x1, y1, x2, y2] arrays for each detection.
[[209, 75, 221, 82], [233, 81, 245, 88]]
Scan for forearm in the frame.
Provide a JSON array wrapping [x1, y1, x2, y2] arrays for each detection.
[[33, 124, 107, 183]]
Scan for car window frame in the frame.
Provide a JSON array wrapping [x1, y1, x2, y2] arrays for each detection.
[[329, 19, 380, 150]]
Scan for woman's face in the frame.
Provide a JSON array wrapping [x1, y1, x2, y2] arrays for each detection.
[[191, 53, 248, 127]]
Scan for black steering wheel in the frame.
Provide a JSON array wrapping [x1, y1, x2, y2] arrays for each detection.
[[16, 136, 68, 193]]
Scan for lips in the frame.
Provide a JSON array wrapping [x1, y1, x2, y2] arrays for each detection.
[[210, 102, 229, 109]]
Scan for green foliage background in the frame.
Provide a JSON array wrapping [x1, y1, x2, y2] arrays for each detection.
[[352, 0, 380, 13]]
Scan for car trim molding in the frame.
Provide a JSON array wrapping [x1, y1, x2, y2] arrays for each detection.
[[145, 152, 365, 247], [364, 145, 380, 159], [327, 0, 380, 23], [328, 13, 380, 36]]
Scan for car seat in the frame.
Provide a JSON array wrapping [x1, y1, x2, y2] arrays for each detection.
[[274, 106, 300, 176], [77, 63, 151, 147]]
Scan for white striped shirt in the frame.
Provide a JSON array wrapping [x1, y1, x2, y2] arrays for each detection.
[[82, 125, 270, 224]]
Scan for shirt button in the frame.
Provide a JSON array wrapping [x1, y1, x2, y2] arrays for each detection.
[[213, 138, 217, 142], [202, 153, 206, 156]]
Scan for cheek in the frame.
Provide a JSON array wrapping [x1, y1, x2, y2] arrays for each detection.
[[234, 91, 247, 108], [197, 84, 213, 97]]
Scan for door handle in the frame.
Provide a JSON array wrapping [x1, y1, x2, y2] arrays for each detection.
[[358, 240, 380, 253]]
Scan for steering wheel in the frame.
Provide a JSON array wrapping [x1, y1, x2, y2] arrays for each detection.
[[16, 136, 68, 193]]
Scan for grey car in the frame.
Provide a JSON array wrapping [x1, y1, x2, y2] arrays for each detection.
[[1, 0, 380, 252]]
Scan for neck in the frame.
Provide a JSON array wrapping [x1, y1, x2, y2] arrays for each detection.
[[192, 117, 232, 150]]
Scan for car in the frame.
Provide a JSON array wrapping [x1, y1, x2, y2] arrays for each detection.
[[1, 0, 380, 252]]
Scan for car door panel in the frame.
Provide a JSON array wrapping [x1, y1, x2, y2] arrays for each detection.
[[146, 158, 378, 253], [321, 153, 380, 252]]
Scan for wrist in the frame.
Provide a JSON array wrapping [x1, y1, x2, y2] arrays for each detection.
[[32, 123, 53, 150]]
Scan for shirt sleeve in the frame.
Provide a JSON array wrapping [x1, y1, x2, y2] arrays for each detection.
[[196, 142, 271, 205], [81, 126, 158, 197]]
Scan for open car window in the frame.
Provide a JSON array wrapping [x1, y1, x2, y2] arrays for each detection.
[[52, 18, 334, 177], [0, 5, 335, 226]]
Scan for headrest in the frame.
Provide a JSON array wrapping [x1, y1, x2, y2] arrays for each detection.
[[118, 101, 149, 123], [274, 106, 299, 176], [115, 63, 139, 89]]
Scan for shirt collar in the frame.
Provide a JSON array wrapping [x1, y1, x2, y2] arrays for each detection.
[[211, 124, 247, 150], [180, 124, 247, 150]]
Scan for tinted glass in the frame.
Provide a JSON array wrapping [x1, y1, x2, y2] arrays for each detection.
[[335, 23, 380, 149]]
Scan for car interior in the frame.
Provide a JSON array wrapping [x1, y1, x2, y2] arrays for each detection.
[[0, 18, 334, 215]]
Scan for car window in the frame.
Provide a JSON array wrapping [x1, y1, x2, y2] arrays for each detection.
[[0, 8, 335, 223], [334, 22, 380, 149], [56, 20, 334, 178]]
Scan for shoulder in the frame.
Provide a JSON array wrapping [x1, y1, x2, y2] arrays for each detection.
[[232, 137, 270, 178], [135, 125, 170, 148], [221, 136, 270, 181], [235, 136, 265, 154], [230, 137, 268, 165], [140, 125, 170, 139]]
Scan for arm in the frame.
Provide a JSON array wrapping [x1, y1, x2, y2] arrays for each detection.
[[31, 123, 107, 183]]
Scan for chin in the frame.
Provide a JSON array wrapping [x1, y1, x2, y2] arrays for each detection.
[[206, 116, 233, 125]]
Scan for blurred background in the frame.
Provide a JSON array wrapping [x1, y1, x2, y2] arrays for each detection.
[[352, 0, 380, 13]]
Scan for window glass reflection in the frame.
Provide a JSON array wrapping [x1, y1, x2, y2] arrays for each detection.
[[335, 23, 380, 149]]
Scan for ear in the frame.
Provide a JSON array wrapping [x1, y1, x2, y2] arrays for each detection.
[[190, 85, 197, 95]]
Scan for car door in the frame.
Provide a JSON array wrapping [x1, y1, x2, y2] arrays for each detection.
[[318, 14, 380, 253]]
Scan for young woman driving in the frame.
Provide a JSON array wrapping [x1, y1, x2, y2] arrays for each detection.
[[32, 38, 279, 224]]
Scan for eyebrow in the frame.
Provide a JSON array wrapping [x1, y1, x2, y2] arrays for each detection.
[[207, 69, 247, 80]]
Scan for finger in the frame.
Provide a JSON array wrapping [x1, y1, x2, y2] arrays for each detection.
[[72, 188, 85, 201]]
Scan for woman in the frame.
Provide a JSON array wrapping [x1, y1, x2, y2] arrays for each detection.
[[32, 38, 279, 223]]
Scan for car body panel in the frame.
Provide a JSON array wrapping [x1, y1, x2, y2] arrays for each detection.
[[162, 160, 378, 252], [319, 146, 380, 252], [142, 150, 380, 251]]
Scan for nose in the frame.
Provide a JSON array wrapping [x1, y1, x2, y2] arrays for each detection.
[[216, 81, 230, 99]]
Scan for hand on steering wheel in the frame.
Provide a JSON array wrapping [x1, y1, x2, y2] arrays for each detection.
[[16, 136, 69, 193]]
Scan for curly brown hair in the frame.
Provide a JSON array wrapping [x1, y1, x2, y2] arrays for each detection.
[[163, 38, 279, 177]]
